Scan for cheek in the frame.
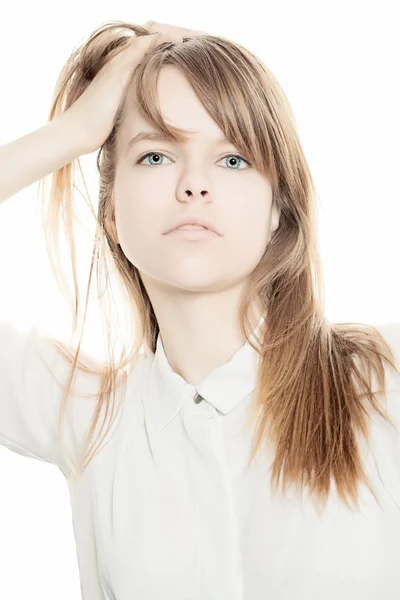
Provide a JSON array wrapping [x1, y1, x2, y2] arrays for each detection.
[[227, 193, 271, 243], [114, 171, 160, 224], [115, 185, 162, 236], [115, 200, 156, 271]]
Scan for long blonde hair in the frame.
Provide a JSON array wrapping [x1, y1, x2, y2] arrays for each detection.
[[37, 20, 399, 513]]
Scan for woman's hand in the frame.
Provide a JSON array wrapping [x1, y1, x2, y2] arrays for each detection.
[[65, 21, 207, 156], [142, 20, 207, 42]]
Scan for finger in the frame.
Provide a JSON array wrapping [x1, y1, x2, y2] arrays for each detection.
[[143, 20, 157, 33]]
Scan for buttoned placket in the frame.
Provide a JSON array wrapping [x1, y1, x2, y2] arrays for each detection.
[[180, 390, 244, 600]]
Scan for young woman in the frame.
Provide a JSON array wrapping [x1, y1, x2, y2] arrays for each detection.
[[1, 20, 399, 600]]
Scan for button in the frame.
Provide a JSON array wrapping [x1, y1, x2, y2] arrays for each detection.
[[193, 392, 203, 404]]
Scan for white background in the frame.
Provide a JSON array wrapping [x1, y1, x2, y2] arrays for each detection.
[[0, 1, 399, 597]]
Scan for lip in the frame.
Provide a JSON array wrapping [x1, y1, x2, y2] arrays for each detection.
[[166, 227, 219, 241], [164, 216, 221, 235]]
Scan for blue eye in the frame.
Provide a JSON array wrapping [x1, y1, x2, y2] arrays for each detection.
[[136, 152, 251, 169]]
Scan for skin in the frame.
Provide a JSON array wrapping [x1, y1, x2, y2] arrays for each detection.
[[111, 65, 280, 386]]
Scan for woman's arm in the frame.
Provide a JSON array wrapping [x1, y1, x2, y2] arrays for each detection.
[[0, 112, 85, 205]]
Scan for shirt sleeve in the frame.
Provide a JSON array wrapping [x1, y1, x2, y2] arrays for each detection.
[[0, 319, 93, 478]]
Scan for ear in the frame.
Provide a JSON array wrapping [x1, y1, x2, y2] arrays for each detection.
[[271, 201, 281, 234], [104, 210, 120, 246]]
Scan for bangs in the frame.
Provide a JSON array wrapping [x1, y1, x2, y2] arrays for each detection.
[[127, 35, 279, 188]]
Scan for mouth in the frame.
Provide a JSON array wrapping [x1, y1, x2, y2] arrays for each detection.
[[164, 218, 221, 236], [166, 226, 219, 240]]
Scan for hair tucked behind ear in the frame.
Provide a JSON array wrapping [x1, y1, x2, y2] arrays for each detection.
[[37, 19, 400, 514]]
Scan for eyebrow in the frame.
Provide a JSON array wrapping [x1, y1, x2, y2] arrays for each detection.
[[126, 130, 231, 153]]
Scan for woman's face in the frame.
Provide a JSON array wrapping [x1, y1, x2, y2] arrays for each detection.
[[113, 65, 280, 296]]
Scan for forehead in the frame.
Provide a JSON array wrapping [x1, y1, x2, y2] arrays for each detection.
[[122, 66, 229, 149], [125, 129, 231, 155]]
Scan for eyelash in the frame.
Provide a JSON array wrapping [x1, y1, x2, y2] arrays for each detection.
[[135, 152, 252, 168]]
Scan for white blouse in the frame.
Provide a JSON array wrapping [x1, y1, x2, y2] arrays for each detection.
[[1, 317, 400, 600]]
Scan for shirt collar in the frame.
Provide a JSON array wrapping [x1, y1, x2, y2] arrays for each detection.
[[143, 314, 266, 432]]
